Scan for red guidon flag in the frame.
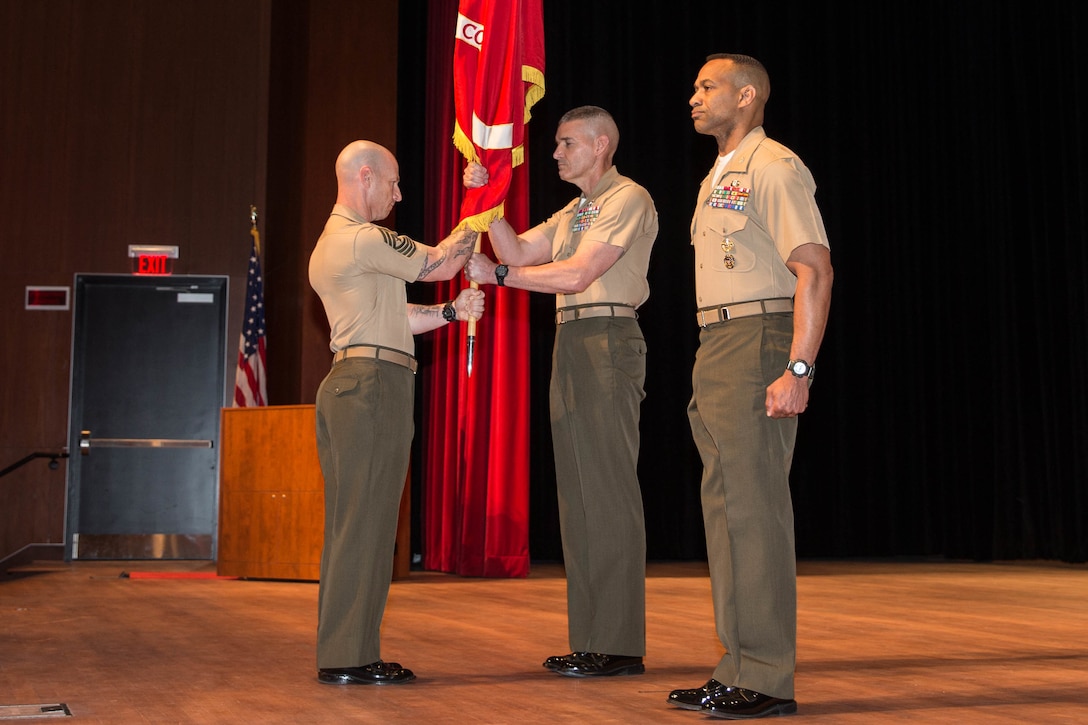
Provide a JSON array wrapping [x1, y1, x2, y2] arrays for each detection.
[[453, 0, 545, 231]]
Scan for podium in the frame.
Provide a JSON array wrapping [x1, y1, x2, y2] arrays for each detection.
[[217, 405, 410, 580]]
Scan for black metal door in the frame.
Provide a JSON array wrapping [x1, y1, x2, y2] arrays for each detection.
[[65, 275, 229, 560]]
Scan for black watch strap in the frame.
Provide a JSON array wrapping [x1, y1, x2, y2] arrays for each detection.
[[495, 264, 509, 287], [442, 302, 457, 322]]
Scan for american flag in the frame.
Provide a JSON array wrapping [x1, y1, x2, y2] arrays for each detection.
[[233, 233, 267, 407]]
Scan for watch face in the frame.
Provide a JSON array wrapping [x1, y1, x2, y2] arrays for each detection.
[[791, 360, 808, 376]]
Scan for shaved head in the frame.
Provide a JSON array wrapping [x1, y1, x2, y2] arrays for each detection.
[[334, 140, 401, 221], [336, 140, 395, 186]]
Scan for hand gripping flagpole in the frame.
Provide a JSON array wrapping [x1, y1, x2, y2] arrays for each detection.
[[456, 161, 496, 378], [465, 233, 481, 376]]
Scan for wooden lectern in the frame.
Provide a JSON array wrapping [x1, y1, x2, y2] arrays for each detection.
[[217, 405, 411, 580]]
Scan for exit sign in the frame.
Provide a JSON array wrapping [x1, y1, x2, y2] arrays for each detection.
[[128, 245, 179, 276], [136, 254, 170, 275]]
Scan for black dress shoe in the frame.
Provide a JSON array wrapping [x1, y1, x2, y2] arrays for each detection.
[[703, 687, 797, 719], [666, 678, 730, 711], [553, 652, 644, 677], [542, 652, 589, 670], [318, 660, 416, 685]]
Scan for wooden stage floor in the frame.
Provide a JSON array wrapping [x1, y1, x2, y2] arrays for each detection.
[[2, 559, 1086, 723]]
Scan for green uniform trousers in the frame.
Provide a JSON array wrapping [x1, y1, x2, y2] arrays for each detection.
[[688, 312, 798, 699], [551, 316, 647, 656], [315, 358, 414, 669]]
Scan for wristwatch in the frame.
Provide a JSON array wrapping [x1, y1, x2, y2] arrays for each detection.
[[494, 264, 509, 287], [442, 302, 457, 322], [786, 359, 814, 379]]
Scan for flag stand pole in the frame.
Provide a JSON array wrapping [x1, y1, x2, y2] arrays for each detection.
[[250, 205, 260, 255]]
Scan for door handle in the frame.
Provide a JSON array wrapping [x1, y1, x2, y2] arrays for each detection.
[[79, 429, 213, 455]]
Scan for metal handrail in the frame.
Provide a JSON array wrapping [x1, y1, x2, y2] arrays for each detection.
[[0, 451, 70, 478]]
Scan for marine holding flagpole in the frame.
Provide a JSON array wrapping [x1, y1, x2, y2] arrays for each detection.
[[464, 105, 659, 678], [308, 140, 484, 685]]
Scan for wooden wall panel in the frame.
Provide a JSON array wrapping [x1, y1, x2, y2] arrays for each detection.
[[264, 0, 400, 406], [1, 0, 400, 565], [0, 0, 269, 562]]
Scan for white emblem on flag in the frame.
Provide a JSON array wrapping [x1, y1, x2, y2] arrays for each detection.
[[472, 113, 513, 150], [456, 13, 484, 50]]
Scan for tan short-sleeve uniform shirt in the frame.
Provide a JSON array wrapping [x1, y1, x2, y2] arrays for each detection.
[[534, 166, 658, 310], [690, 126, 830, 307], [308, 204, 426, 356]]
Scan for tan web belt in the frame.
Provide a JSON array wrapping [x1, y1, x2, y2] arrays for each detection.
[[696, 297, 793, 327], [333, 344, 418, 373], [555, 303, 637, 325]]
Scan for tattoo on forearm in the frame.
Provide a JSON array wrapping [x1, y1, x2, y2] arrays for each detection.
[[408, 305, 444, 320], [459, 230, 479, 250], [417, 230, 478, 280]]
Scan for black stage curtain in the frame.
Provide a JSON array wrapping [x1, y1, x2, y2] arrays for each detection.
[[398, 1, 1088, 564]]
